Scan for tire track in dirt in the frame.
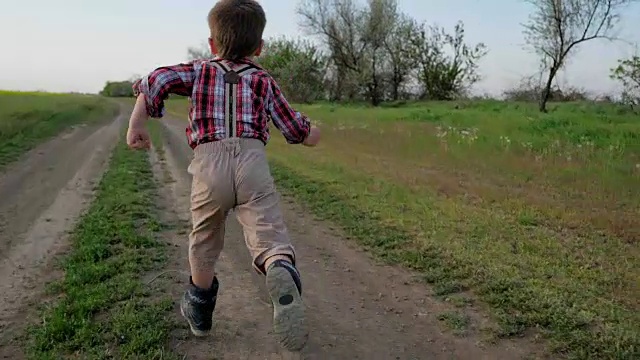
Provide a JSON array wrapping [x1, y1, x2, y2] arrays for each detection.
[[155, 116, 541, 360], [0, 105, 126, 358]]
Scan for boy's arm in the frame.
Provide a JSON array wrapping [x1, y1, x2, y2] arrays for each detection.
[[129, 93, 149, 129], [132, 62, 196, 119], [265, 77, 311, 144]]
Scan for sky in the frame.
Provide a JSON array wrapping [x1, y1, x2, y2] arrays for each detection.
[[1, 0, 639, 96]]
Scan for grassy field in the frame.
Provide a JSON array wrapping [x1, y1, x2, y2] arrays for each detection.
[[165, 99, 639, 359], [0, 91, 117, 169], [25, 129, 178, 359]]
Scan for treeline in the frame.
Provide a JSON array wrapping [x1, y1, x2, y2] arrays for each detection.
[[104, 0, 639, 111], [293, 0, 488, 105], [187, 0, 487, 105], [99, 80, 135, 97]]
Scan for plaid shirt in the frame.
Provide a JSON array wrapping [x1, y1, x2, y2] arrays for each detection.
[[133, 57, 310, 149]]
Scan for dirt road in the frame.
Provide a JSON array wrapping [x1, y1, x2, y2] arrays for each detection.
[[0, 103, 538, 359], [0, 106, 125, 357]]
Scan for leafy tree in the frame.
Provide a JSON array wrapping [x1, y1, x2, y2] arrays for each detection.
[[408, 21, 487, 100], [100, 81, 135, 97], [257, 37, 327, 103], [611, 55, 640, 107], [185, 38, 326, 103]]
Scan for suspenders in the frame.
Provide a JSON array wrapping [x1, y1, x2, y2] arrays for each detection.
[[210, 59, 259, 138]]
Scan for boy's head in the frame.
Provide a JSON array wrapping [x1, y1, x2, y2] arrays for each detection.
[[207, 0, 266, 60]]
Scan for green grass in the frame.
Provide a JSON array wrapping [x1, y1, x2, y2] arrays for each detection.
[[25, 134, 178, 359], [437, 311, 471, 336], [164, 99, 639, 359], [0, 91, 117, 169]]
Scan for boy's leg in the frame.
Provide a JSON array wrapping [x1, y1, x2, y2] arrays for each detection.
[[233, 140, 308, 351], [181, 144, 235, 337]]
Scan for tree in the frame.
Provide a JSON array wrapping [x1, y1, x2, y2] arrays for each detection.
[[360, 0, 398, 105], [383, 14, 419, 101], [408, 21, 487, 100], [297, 0, 486, 104], [256, 37, 327, 103], [523, 0, 637, 112], [100, 80, 135, 97], [297, 0, 369, 102], [611, 55, 640, 107], [298, 0, 411, 104], [184, 37, 326, 103]]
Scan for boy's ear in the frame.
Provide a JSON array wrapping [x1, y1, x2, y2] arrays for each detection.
[[208, 37, 217, 57], [254, 39, 264, 56]]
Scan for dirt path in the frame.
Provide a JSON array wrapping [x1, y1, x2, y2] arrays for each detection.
[[0, 105, 125, 358], [155, 117, 539, 360]]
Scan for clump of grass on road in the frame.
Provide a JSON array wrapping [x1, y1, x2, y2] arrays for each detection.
[[0, 91, 117, 169], [26, 135, 178, 359]]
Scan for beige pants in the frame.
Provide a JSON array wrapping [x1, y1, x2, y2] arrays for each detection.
[[187, 138, 295, 274]]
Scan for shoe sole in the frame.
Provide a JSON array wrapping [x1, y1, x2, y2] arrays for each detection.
[[180, 303, 210, 337], [266, 266, 308, 351]]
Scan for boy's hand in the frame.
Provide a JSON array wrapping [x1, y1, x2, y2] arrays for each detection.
[[303, 126, 320, 147], [126, 126, 151, 150]]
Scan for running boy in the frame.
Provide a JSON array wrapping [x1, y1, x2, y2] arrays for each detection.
[[125, 0, 320, 352]]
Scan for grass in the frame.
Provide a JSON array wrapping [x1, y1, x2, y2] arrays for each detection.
[[25, 133, 178, 359], [165, 98, 638, 359], [437, 311, 471, 336], [0, 90, 117, 169]]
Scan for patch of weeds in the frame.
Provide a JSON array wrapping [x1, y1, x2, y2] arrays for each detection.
[[443, 294, 473, 308], [437, 311, 471, 336], [433, 281, 467, 296], [517, 208, 542, 227]]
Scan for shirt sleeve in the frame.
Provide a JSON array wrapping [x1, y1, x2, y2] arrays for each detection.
[[132, 62, 196, 118], [265, 77, 311, 144]]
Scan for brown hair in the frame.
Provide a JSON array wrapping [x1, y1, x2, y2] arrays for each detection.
[[207, 0, 266, 60]]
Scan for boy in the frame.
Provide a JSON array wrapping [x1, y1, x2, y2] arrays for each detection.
[[125, 0, 320, 352]]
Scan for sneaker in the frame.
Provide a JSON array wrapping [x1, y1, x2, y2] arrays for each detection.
[[266, 260, 308, 351], [180, 276, 219, 337]]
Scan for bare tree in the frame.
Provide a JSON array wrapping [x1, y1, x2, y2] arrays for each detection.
[[299, 0, 408, 105], [298, 1, 366, 71], [523, 0, 637, 112]]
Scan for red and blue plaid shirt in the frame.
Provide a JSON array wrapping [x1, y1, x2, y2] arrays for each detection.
[[133, 57, 311, 149]]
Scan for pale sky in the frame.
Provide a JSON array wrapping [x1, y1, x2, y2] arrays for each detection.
[[1, 0, 639, 96]]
